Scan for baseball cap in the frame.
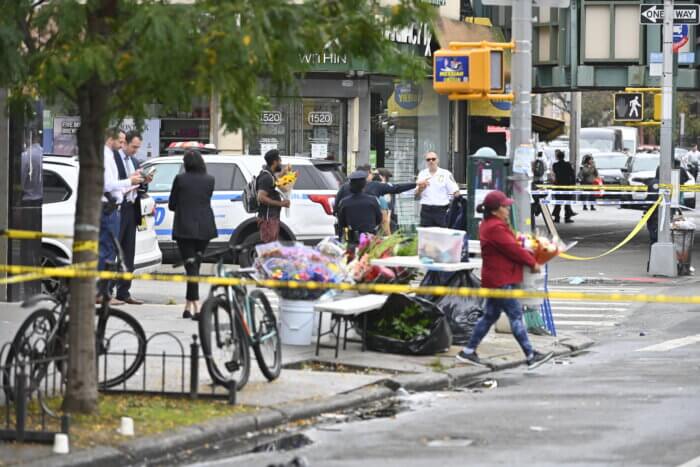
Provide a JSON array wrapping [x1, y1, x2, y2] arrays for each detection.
[[482, 190, 514, 210], [349, 170, 368, 180]]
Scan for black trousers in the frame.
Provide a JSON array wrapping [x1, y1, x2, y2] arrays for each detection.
[[420, 205, 448, 227], [177, 238, 209, 301], [115, 202, 137, 300]]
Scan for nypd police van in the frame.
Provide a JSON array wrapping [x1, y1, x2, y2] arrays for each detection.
[[141, 152, 342, 265]]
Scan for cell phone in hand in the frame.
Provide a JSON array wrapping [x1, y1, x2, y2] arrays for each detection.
[[142, 166, 157, 178]]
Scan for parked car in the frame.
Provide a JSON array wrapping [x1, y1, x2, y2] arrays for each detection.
[[607, 126, 639, 154], [623, 152, 696, 209], [141, 153, 342, 265], [42, 155, 163, 292]]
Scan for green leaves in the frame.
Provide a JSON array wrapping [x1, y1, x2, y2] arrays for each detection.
[[0, 0, 434, 133]]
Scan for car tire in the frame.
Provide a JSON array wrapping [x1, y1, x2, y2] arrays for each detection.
[[238, 232, 261, 267], [40, 248, 67, 297]]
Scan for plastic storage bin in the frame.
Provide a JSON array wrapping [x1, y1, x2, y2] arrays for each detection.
[[417, 227, 466, 263]]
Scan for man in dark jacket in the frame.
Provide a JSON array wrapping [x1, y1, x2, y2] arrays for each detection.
[[334, 165, 418, 216], [551, 150, 577, 223], [337, 170, 383, 242]]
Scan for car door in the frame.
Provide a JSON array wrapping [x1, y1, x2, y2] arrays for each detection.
[[207, 162, 248, 243], [146, 161, 183, 242], [42, 164, 77, 254]]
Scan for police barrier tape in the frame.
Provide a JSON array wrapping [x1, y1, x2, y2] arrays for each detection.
[[541, 200, 663, 206], [557, 196, 662, 261], [537, 184, 700, 193], [532, 190, 664, 196], [1, 261, 699, 305]]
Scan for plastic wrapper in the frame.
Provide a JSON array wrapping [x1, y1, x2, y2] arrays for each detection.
[[516, 232, 569, 264], [254, 241, 346, 300]]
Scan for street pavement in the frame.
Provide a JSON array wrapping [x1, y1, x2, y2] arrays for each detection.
[[1, 203, 699, 465]]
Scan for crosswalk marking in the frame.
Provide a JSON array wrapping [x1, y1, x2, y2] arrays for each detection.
[[636, 334, 700, 352], [546, 286, 642, 332]]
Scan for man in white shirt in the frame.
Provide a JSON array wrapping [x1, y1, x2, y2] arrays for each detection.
[[113, 131, 151, 304], [98, 128, 142, 304], [415, 151, 460, 227], [687, 144, 700, 179]]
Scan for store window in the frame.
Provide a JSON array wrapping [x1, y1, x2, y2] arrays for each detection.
[[249, 98, 346, 160]]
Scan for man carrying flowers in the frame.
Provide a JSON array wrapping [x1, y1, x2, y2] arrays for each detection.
[[257, 149, 291, 243]]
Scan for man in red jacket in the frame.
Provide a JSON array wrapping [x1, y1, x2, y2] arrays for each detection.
[[456, 190, 554, 370]]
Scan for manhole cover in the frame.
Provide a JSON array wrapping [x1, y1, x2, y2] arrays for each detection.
[[426, 437, 474, 448]]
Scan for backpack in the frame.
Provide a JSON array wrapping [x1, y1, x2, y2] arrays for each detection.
[[533, 158, 546, 178], [242, 169, 271, 214]]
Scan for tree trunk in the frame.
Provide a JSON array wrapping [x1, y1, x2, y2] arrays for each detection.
[[61, 79, 109, 414]]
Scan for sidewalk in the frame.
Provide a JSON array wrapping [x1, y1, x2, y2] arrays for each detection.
[[0, 295, 593, 467]]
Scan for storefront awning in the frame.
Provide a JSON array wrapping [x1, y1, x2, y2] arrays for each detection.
[[532, 114, 566, 141], [434, 17, 503, 46]]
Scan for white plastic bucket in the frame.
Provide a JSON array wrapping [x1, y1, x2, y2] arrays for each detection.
[[279, 299, 316, 346]]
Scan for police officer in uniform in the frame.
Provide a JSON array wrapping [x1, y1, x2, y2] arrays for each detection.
[[337, 170, 383, 243]]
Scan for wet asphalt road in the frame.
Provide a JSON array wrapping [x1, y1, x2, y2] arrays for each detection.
[[179, 208, 700, 467]]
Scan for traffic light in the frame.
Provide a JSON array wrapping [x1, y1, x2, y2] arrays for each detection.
[[433, 47, 505, 95], [613, 92, 644, 122], [654, 93, 662, 121]]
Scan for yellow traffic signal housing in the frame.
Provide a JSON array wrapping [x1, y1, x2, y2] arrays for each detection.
[[433, 47, 504, 95], [654, 93, 661, 121]]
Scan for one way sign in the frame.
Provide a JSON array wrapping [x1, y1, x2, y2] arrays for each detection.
[[640, 4, 700, 25]]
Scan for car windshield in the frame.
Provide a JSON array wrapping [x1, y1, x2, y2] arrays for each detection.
[[580, 136, 614, 152], [147, 163, 182, 191], [592, 154, 627, 169], [632, 156, 659, 173]]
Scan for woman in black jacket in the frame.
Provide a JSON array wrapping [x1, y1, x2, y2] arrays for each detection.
[[168, 149, 217, 319]]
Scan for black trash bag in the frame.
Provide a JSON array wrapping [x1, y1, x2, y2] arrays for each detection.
[[419, 270, 485, 345], [361, 293, 452, 356]]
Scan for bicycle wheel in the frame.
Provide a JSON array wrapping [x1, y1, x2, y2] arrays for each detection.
[[96, 308, 147, 389], [199, 294, 250, 390], [248, 290, 282, 381], [2, 308, 57, 401]]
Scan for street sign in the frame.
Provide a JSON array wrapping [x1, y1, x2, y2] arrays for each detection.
[[614, 93, 644, 122], [640, 4, 700, 25], [673, 24, 689, 51]]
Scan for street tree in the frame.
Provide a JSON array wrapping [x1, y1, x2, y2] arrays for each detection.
[[0, 0, 433, 413]]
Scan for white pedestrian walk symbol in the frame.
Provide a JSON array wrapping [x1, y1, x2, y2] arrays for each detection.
[[629, 95, 641, 118]]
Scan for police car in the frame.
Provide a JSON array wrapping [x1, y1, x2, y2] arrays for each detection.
[[42, 155, 163, 292], [140, 146, 341, 265]]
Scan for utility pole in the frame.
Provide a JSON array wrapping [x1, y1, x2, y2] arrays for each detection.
[[510, 0, 534, 238], [648, 0, 677, 277]]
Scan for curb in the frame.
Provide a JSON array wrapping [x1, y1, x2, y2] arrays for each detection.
[[23, 336, 595, 467]]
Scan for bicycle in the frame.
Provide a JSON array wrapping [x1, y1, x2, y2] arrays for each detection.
[[195, 245, 281, 390], [2, 232, 147, 400]]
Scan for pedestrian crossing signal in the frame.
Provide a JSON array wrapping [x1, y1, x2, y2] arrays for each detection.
[[614, 92, 644, 122]]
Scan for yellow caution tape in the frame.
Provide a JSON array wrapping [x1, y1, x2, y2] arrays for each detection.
[[0, 229, 73, 240], [1, 261, 700, 304], [559, 196, 662, 261], [0, 273, 46, 285], [72, 240, 99, 253]]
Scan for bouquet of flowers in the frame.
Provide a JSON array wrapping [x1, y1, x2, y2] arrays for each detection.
[[255, 241, 346, 300], [347, 233, 409, 284], [275, 166, 298, 216], [516, 232, 567, 264]]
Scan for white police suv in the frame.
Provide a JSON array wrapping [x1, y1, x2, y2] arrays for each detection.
[[141, 152, 342, 265], [42, 155, 163, 292]]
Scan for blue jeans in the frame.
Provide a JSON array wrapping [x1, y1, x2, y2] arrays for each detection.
[[466, 285, 534, 357], [97, 209, 120, 297]]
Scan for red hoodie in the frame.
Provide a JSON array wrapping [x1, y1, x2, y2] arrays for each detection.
[[479, 215, 537, 289]]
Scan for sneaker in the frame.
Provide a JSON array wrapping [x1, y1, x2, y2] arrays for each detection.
[[455, 350, 489, 367], [583, 206, 588, 211], [553, 218, 560, 224], [569, 212, 578, 217], [527, 351, 554, 370], [590, 206, 597, 211], [565, 218, 575, 223]]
